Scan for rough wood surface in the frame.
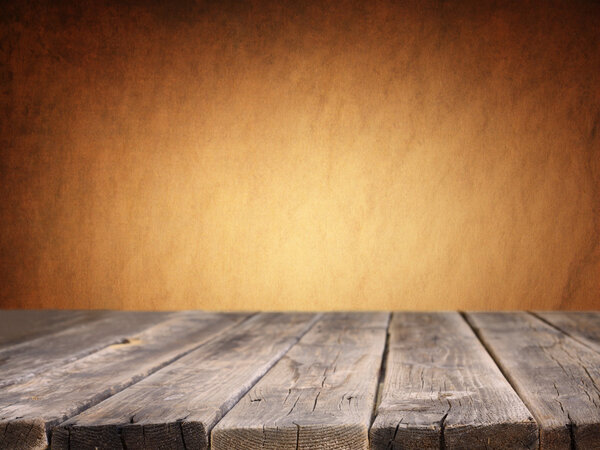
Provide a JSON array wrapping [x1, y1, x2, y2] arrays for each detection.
[[534, 311, 600, 354], [53, 312, 319, 450], [3, 310, 600, 450], [370, 312, 537, 450], [0, 310, 110, 349], [466, 312, 600, 449], [0, 310, 172, 388], [212, 312, 389, 450], [0, 311, 248, 450]]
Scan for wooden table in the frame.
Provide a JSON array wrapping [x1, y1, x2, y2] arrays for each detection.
[[0, 310, 598, 449]]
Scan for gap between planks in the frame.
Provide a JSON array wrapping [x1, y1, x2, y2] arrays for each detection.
[[0, 311, 174, 388], [51, 313, 321, 450], [371, 313, 392, 430], [464, 311, 600, 449], [371, 312, 537, 450], [211, 312, 390, 450], [528, 311, 600, 356], [0, 312, 255, 449], [2, 311, 599, 449]]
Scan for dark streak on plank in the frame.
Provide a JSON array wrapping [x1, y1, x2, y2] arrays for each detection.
[[371, 312, 538, 450], [466, 312, 600, 449], [0, 310, 110, 349], [0, 310, 173, 388], [212, 312, 389, 450], [0, 311, 249, 450], [52, 312, 319, 450]]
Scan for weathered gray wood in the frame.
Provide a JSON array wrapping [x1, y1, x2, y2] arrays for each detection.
[[466, 312, 600, 449], [0, 310, 110, 349], [0, 311, 248, 450], [534, 311, 600, 354], [0, 310, 173, 388], [370, 312, 537, 450], [212, 312, 390, 450], [52, 312, 319, 450]]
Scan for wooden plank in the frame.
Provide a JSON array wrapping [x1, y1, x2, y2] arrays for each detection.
[[0, 310, 111, 349], [534, 311, 600, 354], [0, 311, 248, 450], [0, 310, 173, 388], [466, 312, 600, 449], [52, 312, 319, 450], [370, 312, 537, 450], [212, 312, 390, 450]]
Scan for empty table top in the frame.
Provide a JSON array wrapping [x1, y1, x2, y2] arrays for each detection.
[[0, 310, 599, 449]]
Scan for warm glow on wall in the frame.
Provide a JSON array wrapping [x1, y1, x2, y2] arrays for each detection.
[[1, 0, 599, 311]]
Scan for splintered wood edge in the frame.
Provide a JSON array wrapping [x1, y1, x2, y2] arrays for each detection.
[[52, 421, 208, 450], [0, 419, 48, 450], [369, 417, 539, 449], [369, 417, 441, 450], [211, 423, 369, 449], [444, 421, 539, 449]]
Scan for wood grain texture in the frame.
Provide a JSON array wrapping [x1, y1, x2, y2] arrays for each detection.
[[0, 310, 171, 388], [0, 311, 248, 450], [0, 420, 47, 450], [534, 311, 600, 354], [0, 310, 110, 349], [52, 312, 319, 450], [466, 312, 600, 449], [370, 312, 537, 450], [212, 312, 389, 450]]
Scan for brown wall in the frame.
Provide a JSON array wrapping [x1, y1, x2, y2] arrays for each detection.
[[1, 0, 599, 311]]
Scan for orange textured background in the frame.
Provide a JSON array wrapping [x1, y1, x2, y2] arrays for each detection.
[[1, 0, 599, 311]]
